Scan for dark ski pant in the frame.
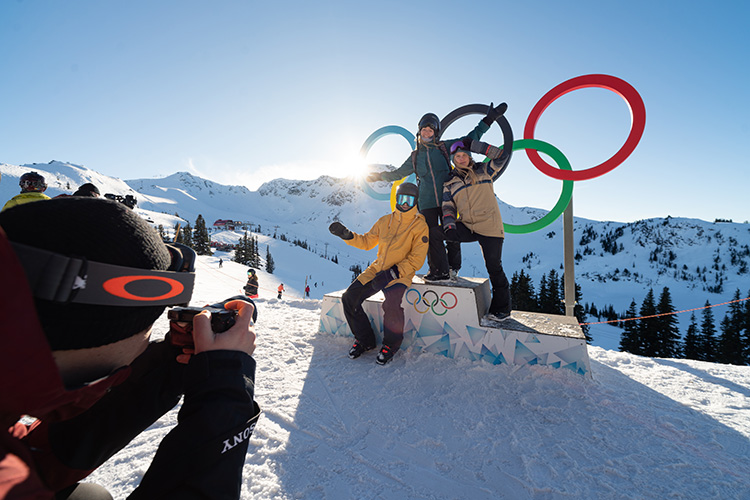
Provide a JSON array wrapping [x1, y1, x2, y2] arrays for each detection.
[[449, 222, 512, 314], [420, 207, 461, 275], [342, 279, 407, 351]]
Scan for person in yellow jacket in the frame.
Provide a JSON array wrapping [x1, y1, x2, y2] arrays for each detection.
[[328, 182, 428, 365], [2, 172, 51, 212]]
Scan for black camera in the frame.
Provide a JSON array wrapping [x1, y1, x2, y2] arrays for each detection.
[[167, 295, 257, 335], [104, 193, 137, 209], [168, 306, 237, 333]]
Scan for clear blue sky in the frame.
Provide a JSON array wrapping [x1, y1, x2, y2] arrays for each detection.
[[1, 0, 748, 223]]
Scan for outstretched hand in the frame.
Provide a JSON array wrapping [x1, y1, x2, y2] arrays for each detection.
[[366, 172, 383, 183], [485, 102, 508, 122], [329, 221, 353, 240]]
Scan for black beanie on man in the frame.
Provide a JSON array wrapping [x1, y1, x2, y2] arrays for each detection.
[[0, 197, 172, 350]]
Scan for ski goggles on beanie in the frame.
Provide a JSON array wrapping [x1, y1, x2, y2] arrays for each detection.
[[396, 194, 416, 208], [11, 241, 196, 307]]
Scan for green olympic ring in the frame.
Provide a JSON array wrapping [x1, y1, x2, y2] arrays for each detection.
[[503, 139, 573, 234], [405, 288, 458, 316]]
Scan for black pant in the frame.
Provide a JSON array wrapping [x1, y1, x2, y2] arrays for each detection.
[[420, 207, 461, 274], [450, 222, 511, 314], [341, 279, 407, 351]]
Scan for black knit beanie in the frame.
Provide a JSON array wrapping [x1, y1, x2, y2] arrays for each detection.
[[0, 197, 172, 350]]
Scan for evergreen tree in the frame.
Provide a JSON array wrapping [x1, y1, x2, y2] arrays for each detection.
[[573, 282, 591, 342], [265, 245, 275, 274], [233, 232, 249, 265], [510, 270, 537, 312], [619, 300, 641, 355], [718, 289, 746, 365], [682, 313, 701, 360], [743, 289, 750, 364], [254, 236, 261, 268], [192, 214, 213, 255], [699, 301, 718, 362], [546, 269, 563, 315], [537, 274, 553, 313], [182, 222, 194, 248], [638, 289, 658, 357], [157, 224, 166, 240], [718, 313, 744, 365], [655, 287, 681, 358]]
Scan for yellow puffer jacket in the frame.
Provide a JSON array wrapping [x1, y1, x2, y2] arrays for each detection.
[[2, 192, 51, 212], [347, 206, 429, 288]]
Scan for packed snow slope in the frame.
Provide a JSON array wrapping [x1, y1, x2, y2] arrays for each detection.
[[85, 256, 750, 500]]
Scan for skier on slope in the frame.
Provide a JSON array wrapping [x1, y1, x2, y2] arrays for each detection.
[[244, 268, 259, 298], [277, 283, 285, 299], [366, 104, 506, 281], [328, 182, 428, 365]]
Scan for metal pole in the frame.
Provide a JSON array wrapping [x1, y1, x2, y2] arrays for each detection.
[[563, 196, 576, 316]]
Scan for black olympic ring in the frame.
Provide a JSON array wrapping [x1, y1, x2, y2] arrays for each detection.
[[440, 103, 514, 178]]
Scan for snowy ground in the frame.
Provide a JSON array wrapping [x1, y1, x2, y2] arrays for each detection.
[[88, 256, 750, 499]]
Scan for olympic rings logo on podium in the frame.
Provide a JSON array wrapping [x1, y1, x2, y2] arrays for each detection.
[[405, 288, 458, 316], [360, 74, 646, 234]]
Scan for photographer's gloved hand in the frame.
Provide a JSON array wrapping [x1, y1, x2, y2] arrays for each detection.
[[482, 101, 508, 125], [370, 265, 399, 291], [192, 299, 257, 358], [366, 172, 383, 183], [329, 221, 353, 240]]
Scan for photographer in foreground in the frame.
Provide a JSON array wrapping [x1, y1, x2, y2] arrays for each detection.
[[0, 198, 260, 499]]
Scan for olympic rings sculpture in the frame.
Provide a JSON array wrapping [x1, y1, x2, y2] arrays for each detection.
[[405, 288, 458, 316], [359, 73, 645, 233]]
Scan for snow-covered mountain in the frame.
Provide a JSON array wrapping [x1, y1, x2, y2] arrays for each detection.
[[2, 160, 748, 349]]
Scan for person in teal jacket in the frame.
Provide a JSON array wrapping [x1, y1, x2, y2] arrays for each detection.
[[367, 103, 506, 281]]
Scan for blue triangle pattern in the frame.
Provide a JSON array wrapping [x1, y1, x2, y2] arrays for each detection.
[[466, 325, 487, 345], [418, 313, 444, 338], [423, 334, 451, 356], [555, 345, 585, 364], [514, 340, 538, 365]]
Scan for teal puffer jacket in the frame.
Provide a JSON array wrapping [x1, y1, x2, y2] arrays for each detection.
[[380, 118, 489, 210]]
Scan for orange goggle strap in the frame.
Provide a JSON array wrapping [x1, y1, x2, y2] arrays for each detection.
[[11, 242, 195, 306]]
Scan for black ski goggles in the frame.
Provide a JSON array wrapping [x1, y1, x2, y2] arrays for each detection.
[[11, 241, 196, 307]]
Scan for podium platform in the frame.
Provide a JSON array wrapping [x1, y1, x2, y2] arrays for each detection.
[[319, 276, 591, 376]]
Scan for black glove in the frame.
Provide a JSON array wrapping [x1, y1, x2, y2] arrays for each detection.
[[366, 172, 383, 182], [444, 227, 459, 242], [370, 265, 400, 291], [329, 221, 353, 240], [482, 102, 508, 124]]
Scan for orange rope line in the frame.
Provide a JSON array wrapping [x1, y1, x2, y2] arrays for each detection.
[[580, 296, 750, 326]]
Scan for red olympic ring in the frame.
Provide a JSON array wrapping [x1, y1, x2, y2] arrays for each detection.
[[103, 275, 185, 301], [523, 74, 646, 181]]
